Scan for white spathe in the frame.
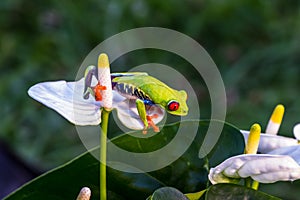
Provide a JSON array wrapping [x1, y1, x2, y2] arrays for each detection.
[[208, 154, 300, 184], [28, 79, 101, 126], [293, 123, 300, 140], [268, 145, 300, 164], [240, 130, 297, 153]]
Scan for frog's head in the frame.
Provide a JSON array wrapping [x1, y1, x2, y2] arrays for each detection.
[[166, 90, 188, 116]]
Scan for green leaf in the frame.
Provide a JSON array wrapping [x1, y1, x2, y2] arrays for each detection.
[[149, 187, 189, 200], [185, 189, 206, 200], [4, 120, 244, 200], [4, 150, 161, 200], [205, 184, 281, 200], [260, 180, 300, 200]]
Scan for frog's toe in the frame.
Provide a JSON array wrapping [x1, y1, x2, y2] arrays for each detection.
[[146, 115, 160, 133]]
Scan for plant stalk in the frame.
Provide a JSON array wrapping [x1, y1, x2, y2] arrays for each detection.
[[100, 109, 110, 200], [244, 178, 252, 188], [244, 124, 261, 190], [251, 180, 260, 190]]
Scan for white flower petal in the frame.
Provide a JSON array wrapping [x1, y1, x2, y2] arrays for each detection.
[[209, 154, 300, 184], [240, 130, 298, 153], [269, 145, 300, 164], [293, 123, 300, 140], [252, 170, 300, 183], [28, 79, 102, 126]]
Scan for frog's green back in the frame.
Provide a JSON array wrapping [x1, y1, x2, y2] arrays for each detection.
[[112, 74, 188, 116]]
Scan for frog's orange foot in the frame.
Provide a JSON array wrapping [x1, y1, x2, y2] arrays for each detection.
[[93, 83, 107, 101], [142, 114, 160, 134]]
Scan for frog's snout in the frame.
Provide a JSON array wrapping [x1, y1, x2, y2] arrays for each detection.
[[181, 109, 188, 116]]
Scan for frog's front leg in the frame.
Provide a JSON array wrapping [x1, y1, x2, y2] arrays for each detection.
[[136, 99, 159, 134]]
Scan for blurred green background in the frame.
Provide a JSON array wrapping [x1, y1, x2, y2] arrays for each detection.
[[1, 0, 300, 197]]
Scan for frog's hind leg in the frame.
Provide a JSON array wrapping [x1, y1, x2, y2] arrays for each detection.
[[146, 114, 160, 133]]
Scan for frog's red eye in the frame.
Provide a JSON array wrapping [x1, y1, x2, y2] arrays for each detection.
[[168, 101, 180, 111]]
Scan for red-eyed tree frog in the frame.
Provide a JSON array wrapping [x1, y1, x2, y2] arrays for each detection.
[[84, 67, 189, 134]]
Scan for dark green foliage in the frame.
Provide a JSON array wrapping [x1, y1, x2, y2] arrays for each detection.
[[149, 187, 189, 200], [4, 120, 245, 200], [205, 184, 281, 200]]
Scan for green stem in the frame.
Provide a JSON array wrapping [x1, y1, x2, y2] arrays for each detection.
[[244, 178, 252, 188], [100, 109, 110, 200], [251, 180, 260, 190]]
